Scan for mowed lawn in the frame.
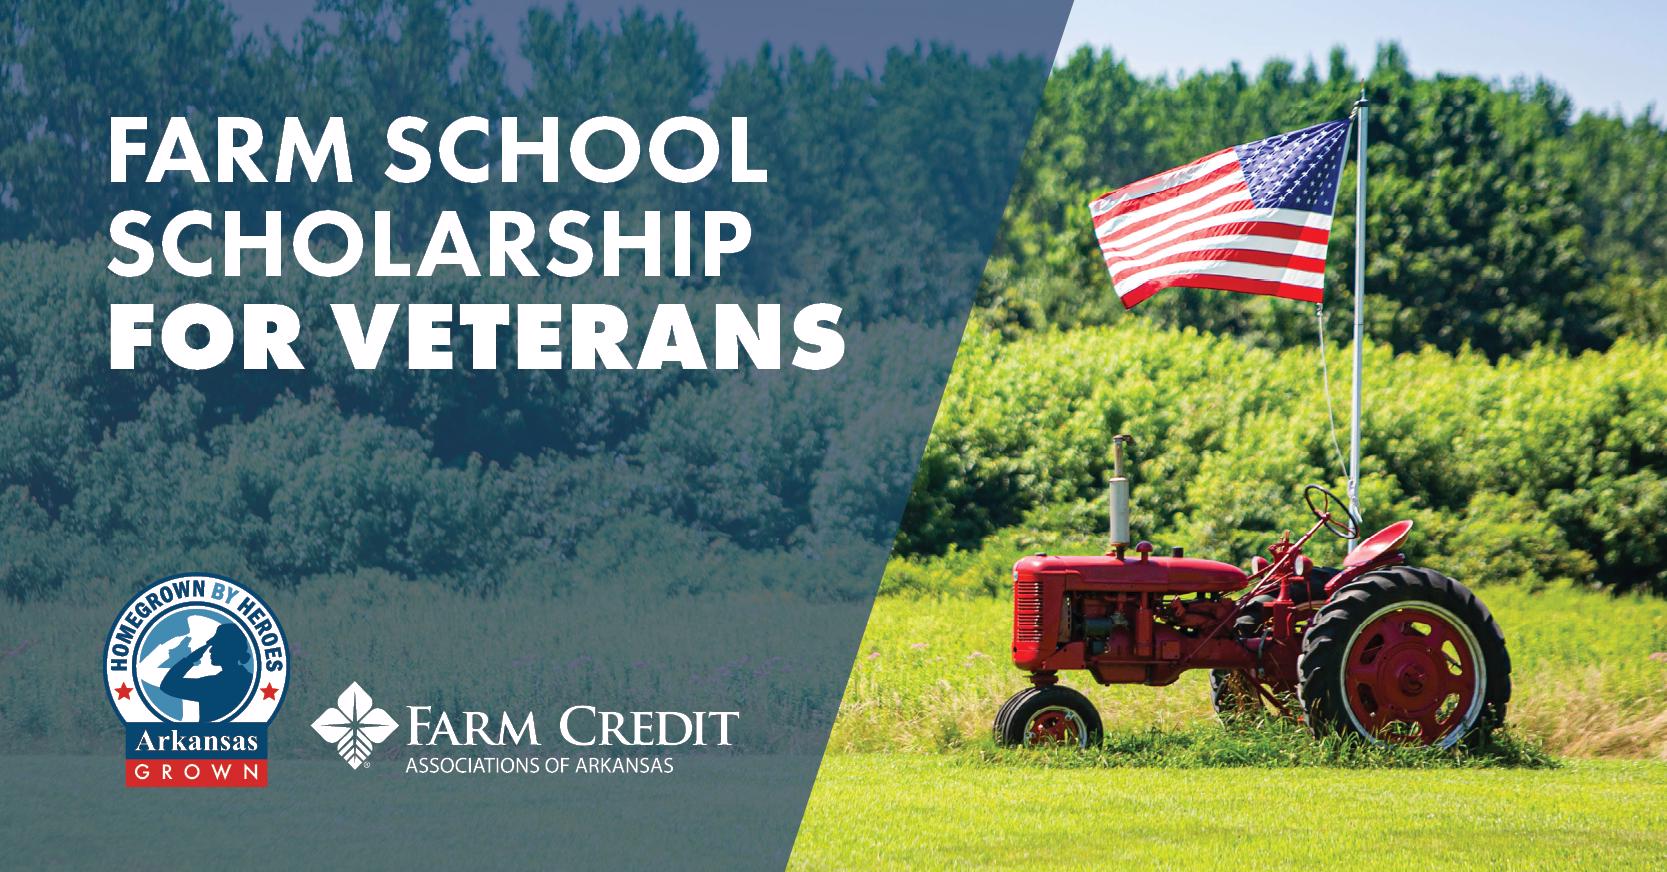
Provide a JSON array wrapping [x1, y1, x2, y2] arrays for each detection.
[[790, 754, 1667, 870]]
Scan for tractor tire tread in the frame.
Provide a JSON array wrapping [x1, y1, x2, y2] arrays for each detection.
[[992, 686, 1036, 738], [1297, 566, 1510, 748], [994, 685, 1104, 748]]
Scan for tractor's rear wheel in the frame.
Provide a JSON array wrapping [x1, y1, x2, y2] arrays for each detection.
[[1298, 566, 1510, 748], [994, 685, 1103, 748]]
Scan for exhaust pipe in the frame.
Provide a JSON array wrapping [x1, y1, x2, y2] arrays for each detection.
[[1109, 434, 1133, 556]]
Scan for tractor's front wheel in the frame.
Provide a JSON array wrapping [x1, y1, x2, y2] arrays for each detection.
[[1298, 566, 1511, 748], [994, 685, 1103, 748]]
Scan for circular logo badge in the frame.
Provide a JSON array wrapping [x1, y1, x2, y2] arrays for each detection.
[[105, 574, 288, 725]]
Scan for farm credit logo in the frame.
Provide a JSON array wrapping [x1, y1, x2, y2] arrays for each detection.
[[104, 574, 288, 787], [312, 682, 398, 768], [313, 681, 738, 776]]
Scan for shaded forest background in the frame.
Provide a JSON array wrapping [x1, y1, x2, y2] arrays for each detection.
[[0, 0, 1057, 601], [1, 1, 1665, 600]]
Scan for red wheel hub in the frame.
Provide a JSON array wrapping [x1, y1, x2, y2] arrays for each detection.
[[1024, 706, 1084, 746], [1342, 604, 1481, 745]]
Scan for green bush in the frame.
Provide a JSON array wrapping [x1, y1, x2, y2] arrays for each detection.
[[899, 321, 1667, 592]]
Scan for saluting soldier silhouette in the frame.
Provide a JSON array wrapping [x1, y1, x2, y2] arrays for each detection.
[[156, 623, 254, 723]]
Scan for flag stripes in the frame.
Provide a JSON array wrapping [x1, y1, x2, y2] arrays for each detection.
[[1089, 120, 1350, 308]]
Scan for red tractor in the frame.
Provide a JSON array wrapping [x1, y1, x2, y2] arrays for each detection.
[[995, 435, 1510, 749]]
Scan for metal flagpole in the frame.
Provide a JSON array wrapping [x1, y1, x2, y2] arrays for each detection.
[[1348, 89, 1368, 549]]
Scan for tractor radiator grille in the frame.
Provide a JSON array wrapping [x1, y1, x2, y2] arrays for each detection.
[[1013, 578, 1043, 644]]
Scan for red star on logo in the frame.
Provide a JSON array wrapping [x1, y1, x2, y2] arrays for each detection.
[[261, 683, 279, 700], [115, 682, 133, 700]]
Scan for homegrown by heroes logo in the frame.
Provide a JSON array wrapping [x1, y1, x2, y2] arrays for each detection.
[[104, 574, 288, 787]]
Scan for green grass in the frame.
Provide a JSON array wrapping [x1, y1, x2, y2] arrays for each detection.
[[790, 581, 1667, 867], [831, 584, 1667, 758], [789, 754, 1667, 870], [965, 722, 1552, 769]]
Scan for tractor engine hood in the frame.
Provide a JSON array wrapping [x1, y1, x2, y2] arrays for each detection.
[[1014, 554, 1249, 594]]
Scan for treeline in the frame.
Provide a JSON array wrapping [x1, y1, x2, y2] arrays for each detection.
[[980, 44, 1667, 357], [899, 323, 1667, 594], [899, 44, 1667, 594]]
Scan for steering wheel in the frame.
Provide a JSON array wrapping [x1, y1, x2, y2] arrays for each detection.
[[1303, 484, 1360, 540]]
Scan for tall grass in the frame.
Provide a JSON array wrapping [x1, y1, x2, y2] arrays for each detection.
[[831, 580, 1667, 760]]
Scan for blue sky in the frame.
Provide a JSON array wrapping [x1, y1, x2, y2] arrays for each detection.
[[1058, 0, 1665, 117]]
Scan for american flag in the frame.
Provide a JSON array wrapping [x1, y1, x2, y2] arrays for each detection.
[[1090, 120, 1351, 309]]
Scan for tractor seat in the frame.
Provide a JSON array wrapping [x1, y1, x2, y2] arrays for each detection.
[[1344, 520, 1415, 568]]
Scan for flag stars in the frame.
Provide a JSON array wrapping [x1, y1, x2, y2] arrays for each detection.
[[1234, 120, 1348, 212]]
